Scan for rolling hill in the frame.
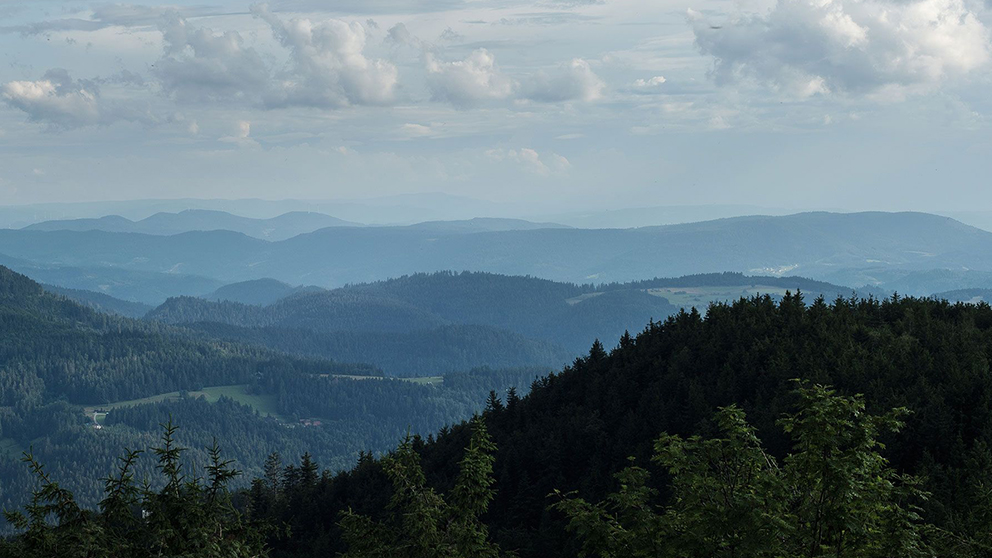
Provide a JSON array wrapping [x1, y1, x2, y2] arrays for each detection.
[[252, 293, 992, 558], [2, 212, 990, 295], [24, 209, 360, 240], [40, 284, 153, 318], [0, 265, 559, 516], [204, 278, 324, 306], [146, 271, 866, 370]]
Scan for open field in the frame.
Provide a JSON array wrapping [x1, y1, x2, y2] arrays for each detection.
[[566, 285, 797, 310], [645, 285, 793, 308], [85, 384, 283, 423], [83, 375, 445, 425], [323, 374, 444, 385]]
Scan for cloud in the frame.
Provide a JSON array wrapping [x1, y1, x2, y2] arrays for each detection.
[[438, 27, 463, 42], [486, 147, 571, 175], [151, 6, 398, 109], [386, 22, 419, 47], [521, 58, 605, 102], [1, 69, 152, 129], [251, 4, 399, 108], [401, 123, 434, 136], [154, 12, 270, 103], [0, 5, 227, 36], [634, 76, 666, 87], [219, 120, 259, 146], [426, 48, 516, 106], [689, 0, 992, 98], [427, 49, 605, 106]]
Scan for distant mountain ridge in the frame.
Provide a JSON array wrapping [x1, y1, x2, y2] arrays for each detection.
[[403, 217, 570, 232], [24, 210, 361, 240], [5, 211, 992, 296]]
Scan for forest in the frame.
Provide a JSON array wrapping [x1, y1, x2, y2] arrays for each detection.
[[8, 293, 992, 556], [0, 266, 551, 516], [144, 270, 871, 373], [244, 293, 992, 557]]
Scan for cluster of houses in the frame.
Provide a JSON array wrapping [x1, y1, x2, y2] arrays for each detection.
[[298, 418, 323, 427]]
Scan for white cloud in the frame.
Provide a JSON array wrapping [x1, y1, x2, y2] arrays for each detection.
[[251, 4, 398, 108], [634, 76, 666, 87], [401, 123, 434, 136], [520, 58, 605, 102], [486, 147, 571, 175], [1, 69, 153, 129], [154, 5, 398, 109], [689, 0, 992, 98], [219, 120, 259, 147], [155, 12, 270, 103], [427, 50, 605, 106], [426, 48, 516, 106]]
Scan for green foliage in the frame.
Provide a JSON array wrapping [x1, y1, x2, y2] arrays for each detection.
[[254, 293, 992, 558], [553, 384, 933, 558], [0, 421, 266, 558], [338, 416, 507, 558]]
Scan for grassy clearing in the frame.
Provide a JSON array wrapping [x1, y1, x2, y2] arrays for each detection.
[[567, 285, 796, 310], [646, 285, 792, 309], [323, 374, 444, 385], [81, 376, 443, 426], [84, 384, 283, 421]]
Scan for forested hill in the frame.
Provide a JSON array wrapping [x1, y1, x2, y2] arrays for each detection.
[[253, 293, 992, 558], [0, 265, 335, 405], [0, 265, 557, 519], [40, 283, 153, 318], [204, 278, 324, 306], [144, 272, 670, 370], [146, 271, 866, 365]]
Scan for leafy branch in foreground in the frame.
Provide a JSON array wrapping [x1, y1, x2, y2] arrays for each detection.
[[0, 418, 266, 558], [553, 383, 945, 558], [338, 415, 509, 558]]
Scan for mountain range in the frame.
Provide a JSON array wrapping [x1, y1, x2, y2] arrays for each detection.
[[2, 212, 991, 301], [24, 210, 360, 241]]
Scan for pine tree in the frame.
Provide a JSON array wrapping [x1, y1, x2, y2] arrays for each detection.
[[338, 416, 506, 558], [552, 383, 935, 558]]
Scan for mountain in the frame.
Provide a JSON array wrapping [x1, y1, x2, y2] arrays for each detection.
[[40, 284, 152, 318], [0, 265, 557, 516], [2, 212, 989, 292], [0, 194, 526, 228], [24, 210, 360, 240], [204, 278, 324, 306], [146, 272, 672, 356], [0, 265, 330, 405], [404, 217, 569, 232], [186, 322, 571, 376], [0, 252, 223, 305], [541, 203, 797, 228], [253, 294, 992, 558], [145, 271, 865, 374]]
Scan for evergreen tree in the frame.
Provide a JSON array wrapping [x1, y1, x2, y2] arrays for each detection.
[[553, 383, 934, 558], [337, 416, 506, 558]]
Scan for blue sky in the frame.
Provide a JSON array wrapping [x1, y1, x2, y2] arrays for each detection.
[[0, 0, 989, 212]]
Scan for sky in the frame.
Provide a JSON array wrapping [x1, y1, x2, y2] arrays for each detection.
[[0, 0, 989, 213]]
